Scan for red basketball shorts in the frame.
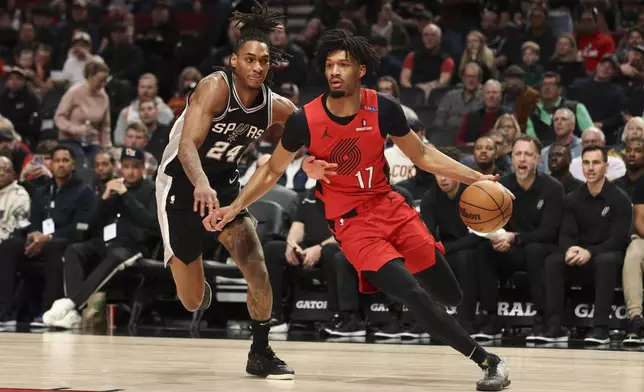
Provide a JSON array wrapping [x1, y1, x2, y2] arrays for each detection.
[[328, 190, 444, 294]]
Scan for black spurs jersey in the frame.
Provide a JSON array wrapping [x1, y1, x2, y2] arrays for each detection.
[[160, 69, 273, 185]]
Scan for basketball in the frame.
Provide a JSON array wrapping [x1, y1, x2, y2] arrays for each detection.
[[459, 180, 513, 233]]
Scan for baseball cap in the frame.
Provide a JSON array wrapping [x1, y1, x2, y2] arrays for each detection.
[[504, 65, 526, 78], [6, 66, 28, 79], [599, 54, 619, 71], [121, 147, 145, 163]]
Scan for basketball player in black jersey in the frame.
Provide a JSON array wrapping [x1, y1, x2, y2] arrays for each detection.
[[155, 2, 296, 378]]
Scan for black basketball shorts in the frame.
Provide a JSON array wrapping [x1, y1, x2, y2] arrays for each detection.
[[156, 170, 251, 265]]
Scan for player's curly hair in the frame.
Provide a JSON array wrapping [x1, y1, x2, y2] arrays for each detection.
[[231, 0, 288, 68], [314, 29, 381, 76]]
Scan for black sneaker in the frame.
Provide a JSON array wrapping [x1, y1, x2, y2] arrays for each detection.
[[401, 323, 430, 339], [584, 327, 610, 345], [374, 320, 405, 339], [0, 311, 17, 327], [246, 345, 295, 380], [325, 313, 366, 337], [477, 354, 511, 391], [473, 318, 503, 341], [526, 314, 545, 341], [533, 326, 569, 343], [623, 316, 643, 346], [198, 282, 212, 311]]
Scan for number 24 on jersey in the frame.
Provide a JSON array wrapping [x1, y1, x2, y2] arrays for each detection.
[[206, 141, 244, 162]]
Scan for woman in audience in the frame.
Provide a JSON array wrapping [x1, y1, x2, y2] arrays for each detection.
[[545, 34, 588, 88], [54, 60, 112, 167], [458, 31, 496, 83], [610, 116, 644, 160], [167, 67, 202, 117], [492, 113, 524, 143]]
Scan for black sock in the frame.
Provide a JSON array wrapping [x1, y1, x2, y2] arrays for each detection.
[[251, 319, 270, 352], [470, 346, 490, 367]]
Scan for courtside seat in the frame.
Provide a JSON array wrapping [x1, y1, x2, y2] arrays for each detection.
[[248, 200, 286, 244]]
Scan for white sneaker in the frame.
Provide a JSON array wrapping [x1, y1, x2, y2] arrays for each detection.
[[52, 309, 82, 330], [43, 298, 76, 327]]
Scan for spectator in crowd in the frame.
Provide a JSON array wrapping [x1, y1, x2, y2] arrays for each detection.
[[55, 60, 112, 165], [19, 139, 56, 195], [0, 117, 32, 176], [616, 44, 644, 96], [15, 21, 37, 52], [526, 72, 593, 145], [113, 73, 174, 146], [613, 137, 644, 198], [421, 148, 483, 333], [365, 35, 403, 88], [569, 55, 627, 144], [43, 148, 158, 329], [521, 41, 544, 87], [30, 6, 56, 51], [57, 0, 100, 55], [622, 175, 644, 345], [13, 47, 35, 74], [476, 136, 564, 341], [263, 189, 340, 332], [0, 156, 30, 324], [480, 9, 505, 62], [99, 22, 144, 86], [545, 34, 588, 89], [400, 23, 454, 96], [617, 26, 644, 61], [268, 23, 308, 87], [548, 143, 584, 194], [492, 113, 522, 144], [488, 128, 513, 174], [0, 67, 41, 147], [167, 67, 202, 116], [501, 65, 540, 133], [198, 16, 241, 74], [521, 5, 556, 65], [539, 107, 583, 174], [31, 44, 54, 97], [455, 79, 504, 146], [112, 122, 158, 179], [92, 150, 116, 192], [139, 0, 180, 51], [433, 62, 483, 146], [376, 76, 418, 122], [569, 127, 626, 181], [611, 116, 644, 160], [458, 31, 496, 83], [541, 145, 631, 344], [471, 136, 501, 175], [385, 118, 425, 184], [133, 99, 170, 162], [576, 8, 616, 73], [371, 1, 409, 51], [62, 31, 104, 86], [0, 145, 95, 324]]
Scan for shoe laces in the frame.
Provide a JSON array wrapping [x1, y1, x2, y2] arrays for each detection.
[[263, 345, 286, 365]]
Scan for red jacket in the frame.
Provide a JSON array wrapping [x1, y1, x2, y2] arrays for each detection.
[[576, 31, 615, 73]]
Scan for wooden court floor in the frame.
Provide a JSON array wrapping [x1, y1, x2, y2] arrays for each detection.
[[1, 332, 643, 392]]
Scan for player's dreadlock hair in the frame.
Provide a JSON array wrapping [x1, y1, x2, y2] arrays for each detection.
[[229, 0, 288, 74], [314, 29, 381, 76]]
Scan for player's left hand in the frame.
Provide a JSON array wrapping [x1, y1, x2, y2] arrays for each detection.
[[202, 205, 240, 232], [302, 156, 338, 184], [479, 174, 515, 200], [301, 245, 322, 268]]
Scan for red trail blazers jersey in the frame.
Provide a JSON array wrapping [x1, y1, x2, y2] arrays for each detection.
[[304, 89, 391, 219]]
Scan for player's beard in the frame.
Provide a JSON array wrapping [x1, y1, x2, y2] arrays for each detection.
[[329, 89, 346, 98]]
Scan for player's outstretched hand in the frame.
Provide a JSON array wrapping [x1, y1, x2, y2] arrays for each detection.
[[194, 182, 220, 217], [479, 173, 515, 200], [302, 156, 338, 184], [202, 205, 240, 232]]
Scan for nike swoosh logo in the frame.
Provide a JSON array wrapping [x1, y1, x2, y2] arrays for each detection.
[[228, 107, 239, 112], [229, 173, 238, 184], [302, 198, 316, 204]]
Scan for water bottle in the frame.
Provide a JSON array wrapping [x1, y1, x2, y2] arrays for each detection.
[[82, 120, 91, 147]]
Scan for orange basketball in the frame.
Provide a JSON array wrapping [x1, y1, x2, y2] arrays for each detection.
[[459, 180, 513, 233]]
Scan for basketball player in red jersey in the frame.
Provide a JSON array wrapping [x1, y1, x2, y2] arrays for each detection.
[[207, 29, 511, 391]]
